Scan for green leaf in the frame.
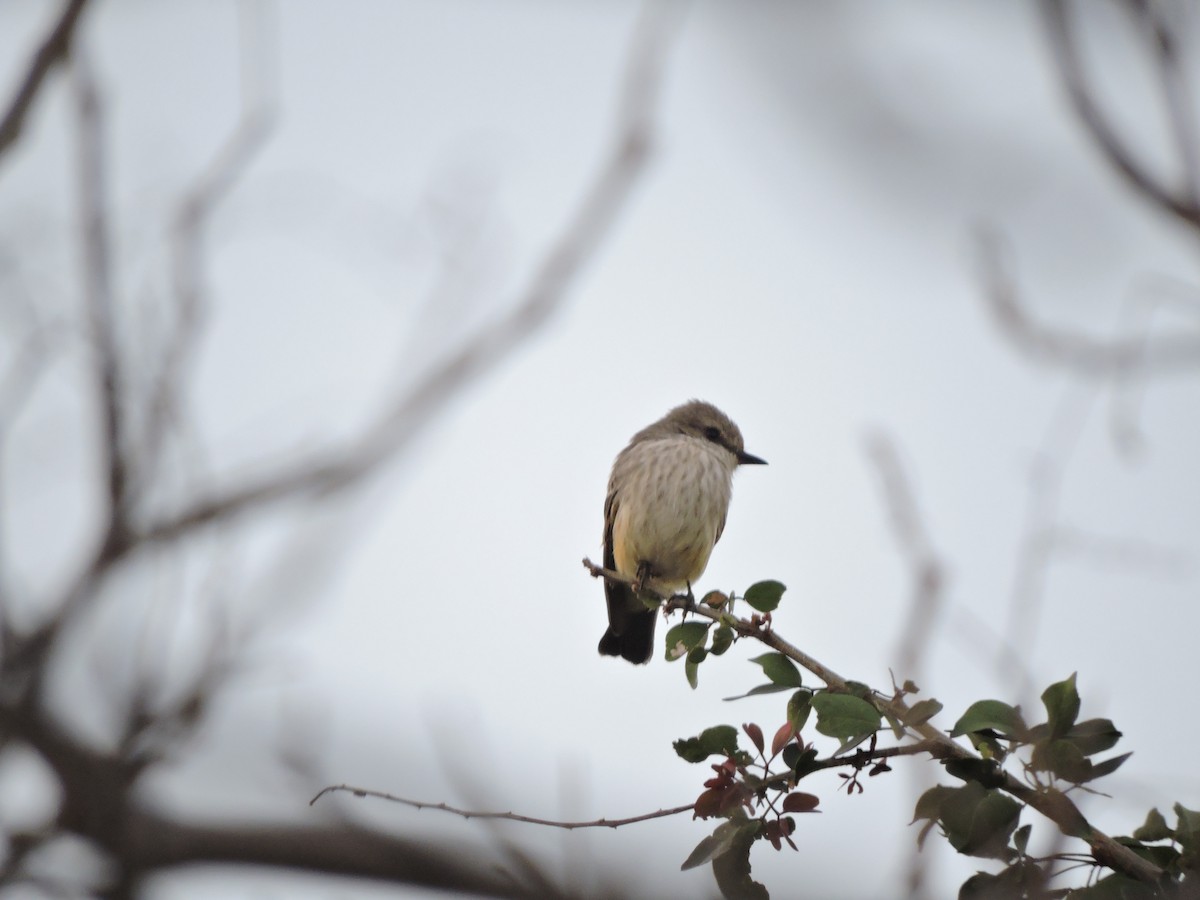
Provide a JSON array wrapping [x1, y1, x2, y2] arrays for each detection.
[[673, 725, 739, 763], [680, 818, 757, 871], [723, 683, 794, 702], [710, 820, 768, 900], [1132, 808, 1172, 842], [959, 861, 1045, 900], [913, 784, 957, 824], [743, 580, 786, 613], [944, 758, 1007, 790], [685, 658, 700, 690], [949, 700, 1026, 739], [1041, 673, 1080, 739], [786, 690, 813, 733], [1013, 823, 1032, 856], [749, 653, 802, 688], [1030, 738, 1090, 783], [1086, 752, 1132, 782], [939, 781, 1022, 861], [1065, 718, 1121, 757], [710, 624, 735, 656], [783, 742, 818, 779], [811, 693, 881, 743], [1174, 802, 1200, 861], [902, 698, 943, 728], [1066, 872, 1164, 900], [664, 622, 709, 661]]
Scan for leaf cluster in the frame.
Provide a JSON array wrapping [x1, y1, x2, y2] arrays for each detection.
[[665, 584, 1195, 900]]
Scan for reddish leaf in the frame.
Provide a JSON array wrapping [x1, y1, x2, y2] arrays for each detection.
[[782, 791, 820, 813], [693, 788, 724, 820], [771, 722, 796, 758], [743, 722, 764, 755]]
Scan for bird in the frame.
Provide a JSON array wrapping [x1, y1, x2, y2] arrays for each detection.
[[598, 400, 766, 664]]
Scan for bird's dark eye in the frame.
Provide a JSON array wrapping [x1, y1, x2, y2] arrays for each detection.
[[703, 426, 722, 442]]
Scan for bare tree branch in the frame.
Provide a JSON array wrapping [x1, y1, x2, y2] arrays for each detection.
[[863, 432, 946, 682], [0, 4, 688, 895], [312, 786, 696, 830], [120, 813, 563, 898], [0, 0, 91, 165], [72, 55, 130, 542], [131, 0, 684, 551], [140, 0, 278, 486], [976, 228, 1200, 376], [862, 432, 945, 900], [1042, 0, 1200, 231]]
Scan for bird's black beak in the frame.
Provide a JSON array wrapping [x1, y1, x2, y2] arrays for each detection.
[[737, 450, 767, 465]]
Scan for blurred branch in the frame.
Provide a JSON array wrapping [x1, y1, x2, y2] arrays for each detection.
[[976, 228, 1200, 375], [73, 56, 130, 544], [133, 0, 683, 550], [862, 432, 944, 900], [312, 785, 695, 829], [120, 814, 562, 898], [1042, 0, 1200, 230], [863, 432, 945, 682], [0, 693, 572, 898], [141, 0, 277, 486], [0, 3, 687, 894], [0, 0, 91, 165]]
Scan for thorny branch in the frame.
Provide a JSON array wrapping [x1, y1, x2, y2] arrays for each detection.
[[581, 558, 1168, 887]]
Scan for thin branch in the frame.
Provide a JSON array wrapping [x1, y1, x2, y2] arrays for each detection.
[[133, 0, 683, 550], [0, 0, 91, 164], [72, 54, 130, 544], [976, 228, 1200, 376], [862, 432, 945, 900], [140, 0, 277, 485], [1125, 0, 1200, 209], [120, 812, 565, 898], [311, 786, 695, 830], [0, 700, 572, 898], [863, 432, 946, 682], [1042, 0, 1200, 231], [580, 559, 1167, 886], [314, 740, 948, 828]]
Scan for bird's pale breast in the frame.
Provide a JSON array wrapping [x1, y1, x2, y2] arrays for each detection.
[[609, 435, 734, 591]]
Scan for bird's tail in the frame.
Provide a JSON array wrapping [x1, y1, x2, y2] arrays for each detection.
[[598, 606, 656, 664]]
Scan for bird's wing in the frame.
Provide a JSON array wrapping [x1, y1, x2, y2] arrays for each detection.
[[602, 487, 618, 574], [714, 509, 728, 547]]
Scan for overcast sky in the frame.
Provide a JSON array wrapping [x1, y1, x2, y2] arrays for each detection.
[[2, 1, 1199, 897]]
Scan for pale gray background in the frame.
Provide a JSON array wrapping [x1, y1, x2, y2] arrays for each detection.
[[1, 1, 1198, 897]]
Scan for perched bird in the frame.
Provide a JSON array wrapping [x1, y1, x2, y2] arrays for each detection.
[[598, 400, 766, 664]]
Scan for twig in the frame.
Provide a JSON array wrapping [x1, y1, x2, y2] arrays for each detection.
[[311, 785, 695, 830], [0, 0, 91, 164]]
